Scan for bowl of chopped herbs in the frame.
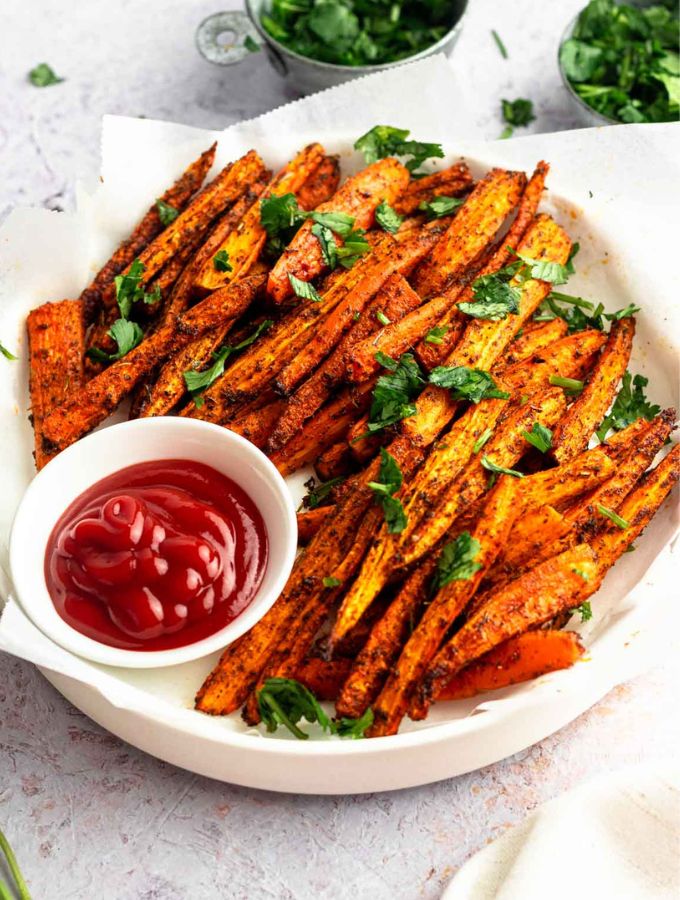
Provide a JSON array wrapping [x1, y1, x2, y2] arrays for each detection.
[[558, 0, 679, 125], [197, 1, 468, 95]]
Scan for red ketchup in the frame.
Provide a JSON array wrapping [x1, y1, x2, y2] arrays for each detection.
[[45, 460, 268, 651]]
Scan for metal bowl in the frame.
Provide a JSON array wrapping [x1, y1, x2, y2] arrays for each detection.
[[197, 0, 469, 96]]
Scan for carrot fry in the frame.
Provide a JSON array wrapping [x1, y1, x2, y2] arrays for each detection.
[[500, 329, 608, 394], [503, 318, 569, 366], [297, 507, 332, 544], [315, 441, 354, 480], [267, 157, 410, 304], [552, 317, 636, 463], [295, 657, 352, 701], [79, 143, 216, 323], [27, 300, 85, 469], [432, 631, 585, 702], [368, 477, 520, 737], [416, 543, 597, 712], [393, 163, 473, 215], [296, 155, 341, 211]]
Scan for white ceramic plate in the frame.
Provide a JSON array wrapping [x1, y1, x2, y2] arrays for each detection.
[[1, 121, 678, 794]]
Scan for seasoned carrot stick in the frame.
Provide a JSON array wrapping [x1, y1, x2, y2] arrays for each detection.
[[552, 317, 636, 463], [416, 162, 549, 370], [368, 477, 520, 736], [296, 154, 341, 211], [432, 631, 585, 702], [315, 441, 354, 480], [267, 157, 410, 304], [224, 399, 285, 450], [295, 657, 352, 701], [79, 143, 216, 323], [500, 329, 608, 394], [27, 300, 85, 470], [393, 163, 473, 215], [297, 506, 332, 544], [502, 318, 568, 366]]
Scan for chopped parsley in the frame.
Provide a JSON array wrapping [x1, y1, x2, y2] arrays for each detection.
[[460, 268, 521, 320], [156, 200, 179, 226], [549, 375, 584, 395], [368, 448, 407, 533], [424, 325, 449, 345], [491, 29, 508, 59], [260, 192, 308, 257], [500, 97, 535, 138], [335, 228, 370, 268], [113, 258, 160, 318], [432, 532, 483, 592], [375, 200, 404, 233], [596, 372, 660, 441], [303, 475, 344, 509], [183, 319, 273, 404], [367, 352, 426, 432], [288, 273, 322, 302], [87, 318, 144, 362], [354, 125, 445, 174], [311, 222, 337, 268], [28, 63, 63, 87], [521, 422, 553, 453], [257, 677, 333, 740], [418, 195, 465, 220], [481, 456, 524, 480], [322, 576, 342, 588], [472, 426, 494, 454], [375, 310, 391, 326], [335, 708, 374, 739], [428, 366, 509, 403], [572, 600, 593, 622], [213, 249, 233, 272], [596, 504, 631, 529], [0, 340, 17, 361]]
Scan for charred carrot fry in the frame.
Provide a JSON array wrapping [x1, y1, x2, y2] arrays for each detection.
[[226, 399, 286, 450], [315, 441, 354, 480], [297, 506, 332, 544], [500, 329, 608, 395], [552, 317, 636, 463], [502, 318, 568, 366], [296, 155, 341, 211], [432, 631, 585, 702], [368, 477, 520, 736], [27, 300, 85, 469], [79, 143, 216, 323], [393, 163, 473, 215], [267, 157, 410, 304], [295, 657, 352, 701]]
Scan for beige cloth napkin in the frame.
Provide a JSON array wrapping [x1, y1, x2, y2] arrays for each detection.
[[443, 766, 680, 899]]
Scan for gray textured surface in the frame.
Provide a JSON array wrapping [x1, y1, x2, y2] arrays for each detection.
[[1, 1, 678, 898]]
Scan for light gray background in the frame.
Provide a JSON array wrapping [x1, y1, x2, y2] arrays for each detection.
[[1, 1, 678, 898]]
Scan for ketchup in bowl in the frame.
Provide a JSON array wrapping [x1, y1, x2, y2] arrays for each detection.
[[44, 459, 269, 651]]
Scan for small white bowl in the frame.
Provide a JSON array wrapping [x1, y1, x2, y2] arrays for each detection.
[[9, 418, 297, 668]]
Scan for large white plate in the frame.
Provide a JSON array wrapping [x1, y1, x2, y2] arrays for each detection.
[[1, 120, 679, 793]]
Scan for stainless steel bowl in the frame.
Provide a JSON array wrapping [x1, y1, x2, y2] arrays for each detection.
[[197, 0, 469, 96]]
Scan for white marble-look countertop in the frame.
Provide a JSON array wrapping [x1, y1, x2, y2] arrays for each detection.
[[1, 1, 678, 897]]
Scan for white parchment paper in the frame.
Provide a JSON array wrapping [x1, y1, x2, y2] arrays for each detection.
[[0, 55, 678, 746]]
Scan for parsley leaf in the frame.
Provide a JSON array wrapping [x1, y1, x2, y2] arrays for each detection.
[[310, 210, 355, 237], [572, 600, 593, 622], [87, 318, 144, 362], [113, 258, 159, 318], [472, 426, 494, 454], [288, 274, 322, 302], [418, 195, 465, 220], [424, 325, 449, 345], [311, 222, 338, 268], [257, 677, 333, 740], [459, 270, 521, 320], [322, 576, 342, 588], [597, 504, 630, 529], [501, 97, 536, 133], [375, 310, 391, 326], [156, 200, 179, 226], [368, 448, 407, 533], [28, 63, 64, 87], [521, 422, 553, 453], [183, 319, 273, 402], [549, 374, 584, 395], [596, 372, 660, 441], [368, 352, 425, 432], [0, 340, 17, 361], [428, 366, 510, 403], [303, 476, 344, 509], [213, 249, 233, 272], [374, 351, 398, 370], [335, 708, 374, 739], [375, 200, 404, 233], [354, 125, 444, 174], [335, 228, 370, 268], [432, 532, 482, 592], [480, 456, 524, 479], [260, 193, 308, 257], [513, 249, 571, 285]]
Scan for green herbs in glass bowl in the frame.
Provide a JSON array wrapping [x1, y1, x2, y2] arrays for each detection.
[[559, 0, 679, 124], [260, 0, 457, 67]]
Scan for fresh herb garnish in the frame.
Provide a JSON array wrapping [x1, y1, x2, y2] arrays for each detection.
[[0, 824, 31, 900], [334, 228, 370, 268], [424, 325, 449, 345], [428, 366, 510, 403], [258, 677, 333, 740], [113, 258, 160, 318], [311, 222, 337, 268], [375, 200, 404, 233], [549, 374, 584, 395], [596, 372, 660, 441], [322, 576, 342, 588], [262, 1, 455, 67], [213, 249, 233, 272], [572, 600, 593, 622], [521, 422, 553, 453], [335, 707, 374, 738], [432, 532, 482, 592], [260, 192, 308, 257], [368, 448, 407, 533], [0, 340, 17, 361], [597, 503, 631, 529], [183, 319, 273, 403], [244, 34, 260, 52], [86, 318, 144, 362], [375, 310, 391, 326], [311, 210, 356, 236], [156, 199, 179, 226], [481, 456, 524, 480], [304, 475, 344, 509], [418, 195, 465, 220], [512, 249, 571, 286], [500, 97, 535, 138], [288, 273, 322, 302], [28, 62, 63, 87], [472, 426, 494, 454], [491, 29, 508, 59], [354, 125, 445, 174], [460, 268, 522, 320], [368, 352, 426, 432], [560, 0, 680, 124]]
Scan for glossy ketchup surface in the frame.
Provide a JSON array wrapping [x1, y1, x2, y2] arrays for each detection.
[[45, 460, 269, 651]]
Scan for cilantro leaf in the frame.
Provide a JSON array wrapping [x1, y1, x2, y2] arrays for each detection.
[[459, 270, 521, 320], [289, 274, 322, 302], [113, 258, 159, 318], [87, 318, 144, 362], [28, 63, 63, 87], [213, 249, 233, 272], [375, 200, 404, 234], [257, 677, 332, 740], [428, 366, 509, 403], [480, 456, 524, 479], [521, 422, 553, 453], [311, 222, 338, 269], [334, 707, 374, 739], [432, 532, 482, 592], [368, 352, 425, 432], [260, 193, 308, 257], [418, 195, 465, 220], [354, 125, 444, 174], [156, 199, 179, 226], [0, 340, 17, 361], [310, 210, 355, 237], [513, 249, 571, 285], [374, 351, 398, 370], [424, 325, 449, 345], [368, 449, 407, 534], [596, 372, 660, 441]]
